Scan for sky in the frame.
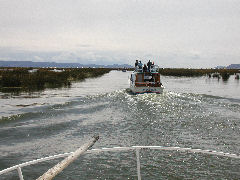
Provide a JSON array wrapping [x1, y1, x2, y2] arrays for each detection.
[[0, 0, 240, 68]]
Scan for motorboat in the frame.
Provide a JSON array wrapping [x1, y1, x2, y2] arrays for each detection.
[[130, 61, 164, 94]]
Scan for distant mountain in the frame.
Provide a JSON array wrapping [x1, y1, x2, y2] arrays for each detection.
[[227, 64, 240, 69], [215, 66, 226, 69], [215, 64, 240, 69], [0, 61, 133, 68]]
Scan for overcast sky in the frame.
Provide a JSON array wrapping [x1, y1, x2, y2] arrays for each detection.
[[0, 0, 240, 67]]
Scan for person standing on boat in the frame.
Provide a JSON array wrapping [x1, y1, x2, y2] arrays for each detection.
[[135, 60, 138, 67], [147, 60, 152, 72], [143, 64, 147, 72], [151, 61, 155, 71], [138, 61, 143, 70]]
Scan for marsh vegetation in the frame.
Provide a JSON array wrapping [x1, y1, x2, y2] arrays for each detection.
[[159, 68, 239, 81], [0, 68, 111, 92]]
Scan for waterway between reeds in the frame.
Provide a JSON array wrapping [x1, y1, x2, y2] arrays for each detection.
[[0, 70, 240, 179]]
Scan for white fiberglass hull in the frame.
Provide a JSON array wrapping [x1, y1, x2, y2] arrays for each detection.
[[130, 86, 163, 94]]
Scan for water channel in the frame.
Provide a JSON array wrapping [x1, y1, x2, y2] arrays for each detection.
[[0, 70, 239, 179]]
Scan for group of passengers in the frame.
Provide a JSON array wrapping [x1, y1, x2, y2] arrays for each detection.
[[135, 60, 154, 72]]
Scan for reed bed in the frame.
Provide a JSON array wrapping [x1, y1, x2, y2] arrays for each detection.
[[0, 68, 111, 92], [159, 68, 239, 79]]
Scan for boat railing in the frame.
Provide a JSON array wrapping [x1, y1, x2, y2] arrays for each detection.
[[1, 145, 239, 180], [135, 66, 143, 73], [135, 65, 159, 73], [150, 65, 159, 73]]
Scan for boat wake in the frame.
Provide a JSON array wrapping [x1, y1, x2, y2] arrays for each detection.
[[0, 88, 240, 179]]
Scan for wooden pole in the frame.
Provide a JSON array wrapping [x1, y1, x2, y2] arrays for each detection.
[[36, 135, 99, 180]]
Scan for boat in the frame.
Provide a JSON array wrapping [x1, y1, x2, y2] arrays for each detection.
[[130, 60, 164, 94], [1, 136, 239, 179], [122, 68, 127, 72]]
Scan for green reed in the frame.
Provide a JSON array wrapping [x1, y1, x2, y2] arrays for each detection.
[[159, 68, 239, 79], [0, 68, 111, 92]]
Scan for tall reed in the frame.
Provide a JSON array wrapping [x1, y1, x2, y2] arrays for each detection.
[[0, 68, 111, 92]]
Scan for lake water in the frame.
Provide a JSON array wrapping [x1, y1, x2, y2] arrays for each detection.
[[0, 70, 240, 179]]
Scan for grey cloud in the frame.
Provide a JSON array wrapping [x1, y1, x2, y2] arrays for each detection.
[[0, 0, 240, 67]]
